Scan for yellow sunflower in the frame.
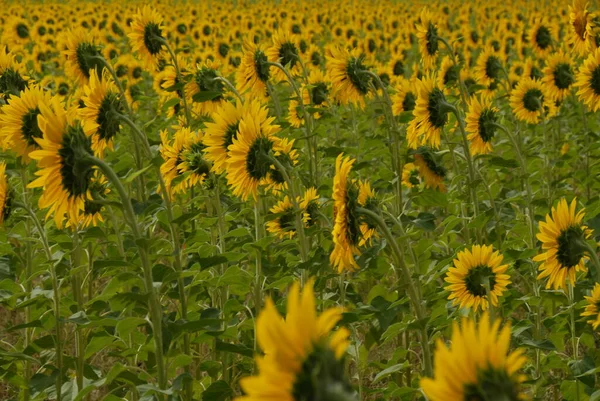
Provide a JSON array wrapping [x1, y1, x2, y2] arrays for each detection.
[[575, 47, 600, 112], [529, 18, 554, 58], [0, 162, 11, 225], [474, 46, 504, 88], [300, 187, 320, 227], [534, 198, 593, 290], [63, 29, 105, 85], [28, 97, 95, 229], [357, 180, 378, 247], [509, 77, 556, 124], [445, 244, 511, 311], [287, 99, 304, 128], [70, 172, 109, 229], [177, 131, 211, 190], [185, 59, 227, 117], [236, 40, 271, 99], [414, 149, 446, 192], [407, 74, 449, 149], [203, 100, 247, 174], [266, 29, 302, 81], [421, 314, 528, 400], [401, 162, 421, 188], [0, 85, 53, 160], [465, 95, 499, 156], [437, 56, 460, 94], [416, 7, 440, 70], [569, 0, 595, 56], [4, 18, 31, 46], [326, 46, 371, 108], [392, 78, 417, 116], [542, 51, 576, 103], [0, 46, 29, 102], [236, 280, 351, 401], [581, 283, 600, 330], [79, 69, 124, 156], [263, 137, 299, 196], [127, 5, 166, 71], [266, 196, 297, 240]]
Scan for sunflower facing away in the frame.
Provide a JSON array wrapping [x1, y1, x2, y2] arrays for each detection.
[[421, 314, 528, 400], [581, 283, 600, 330], [534, 198, 593, 290], [72, 171, 109, 229], [236, 40, 272, 99], [0, 46, 29, 102], [186, 59, 227, 116], [263, 137, 299, 196], [326, 46, 372, 108], [300, 187, 320, 227], [128, 6, 166, 71], [465, 95, 498, 156], [474, 46, 504, 88], [575, 47, 600, 112], [301, 68, 330, 119], [542, 51, 576, 103], [266, 29, 302, 82], [0, 85, 53, 160], [416, 7, 440, 70], [266, 196, 297, 240], [401, 162, 421, 188], [509, 77, 556, 124], [236, 280, 352, 401], [28, 97, 95, 229], [203, 100, 246, 174], [0, 162, 11, 225], [445, 244, 511, 311], [569, 0, 595, 56], [408, 74, 450, 149], [414, 148, 446, 192], [357, 180, 378, 247], [63, 29, 106, 85]]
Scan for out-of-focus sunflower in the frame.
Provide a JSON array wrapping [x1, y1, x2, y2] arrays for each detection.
[[392, 78, 417, 116], [582, 283, 600, 330], [186, 59, 227, 116], [534, 198, 593, 290], [28, 98, 95, 228], [416, 7, 440, 70], [236, 280, 352, 401], [445, 244, 511, 311], [0, 85, 53, 160], [74, 172, 109, 229], [509, 77, 556, 124], [542, 51, 576, 103], [465, 95, 498, 156], [0, 47, 29, 102], [4, 18, 31, 46], [529, 18, 554, 58], [0, 162, 12, 225], [128, 5, 166, 71], [437, 56, 460, 94], [63, 29, 105, 85], [407, 74, 450, 149], [300, 187, 320, 227], [266, 196, 297, 240], [401, 162, 421, 188], [575, 48, 600, 112], [421, 314, 528, 400], [326, 46, 371, 108], [287, 99, 304, 128], [79, 69, 124, 156], [236, 40, 271, 99], [203, 100, 246, 174], [569, 0, 595, 56], [474, 46, 504, 88], [178, 131, 212, 190], [414, 148, 446, 192], [263, 137, 299, 196], [266, 29, 302, 81], [357, 180, 378, 247], [301, 68, 330, 119]]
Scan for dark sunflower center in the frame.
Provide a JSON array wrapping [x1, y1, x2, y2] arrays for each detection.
[[345, 184, 361, 245], [471, 30, 479, 44], [58, 125, 94, 198], [311, 82, 328, 106], [514, 66, 523, 76], [589, 66, 600, 95], [535, 26, 552, 49], [485, 56, 502, 80], [16, 23, 30, 39], [425, 23, 439, 56], [557, 225, 586, 268], [246, 137, 273, 180], [143, 22, 164, 55], [305, 201, 319, 227], [523, 88, 544, 112], [2, 191, 12, 222], [402, 92, 416, 112], [346, 56, 370, 95], [420, 149, 446, 178], [176, 23, 187, 34], [75, 42, 104, 79], [463, 366, 522, 401], [97, 92, 123, 141], [278, 42, 298, 68], [444, 64, 459, 85], [223, 121, 240, 150], [368, 38, 376, 53], [133, 66, 143, 79], [108, 49, 118, 60], [186, 143, 211, 177], [218, 43, 229, 58], [278, 208, 296, 232], [552, 63, 574, 90], [254, 50, 271, 82], [21, 107, 43, 147], [116, 64, 128, 78], [268, 152, 293, 185], [478, 109, 497, 143], [465, 265, 496, 297], [409, 170, 420, 186], [310, 51, 322, 67], [427, 88, 449, 128], [194, 68, 225, 101], [530, 66, 543, 80], [0, 68, 28, 100], [393, 60, 404, 76], [38, 26, 47, 36]]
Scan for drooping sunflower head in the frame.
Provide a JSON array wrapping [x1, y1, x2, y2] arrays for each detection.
[[326, 46, 372, 108], [64, 29, 106, 85], [465, 95, 499, 156], [529, 18, 554, 57], [266, 196, 297, 240], [414, 147, 446, 192], [575, 47, 600, 112], [0, 162, 12, 225], [236, 40, 271, 99], [300, 187, 320, 227], [445, 244, 511, 311], [401, 162, 421, 189], [509, 77, 556, 124], [127, 5, 166, 71], [416, 7, 440, 70], [0, 85, 53, 160], [534, 198, 593, 290], [266, 29, 301, 81], [0, 47, 30, 102], [79, 69, 124, 157], [569, 0, 594, 56], [421, 314, 528, 400], [408, 74, 450, 149], [543, 51, 576, 103], [186, 59, 227, 116], [203, 100, 245, 175], [392, 77, 417, 116], [237, 280, 352, 401], [581, 283, 600, 330], [474, 46, 504, 88]]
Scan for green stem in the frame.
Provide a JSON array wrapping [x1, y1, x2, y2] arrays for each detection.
[[568, 284, 580, 401], [213, 76, 244, 104], [71, 232, 85, 395], [253, 198, 263, 316], [161, 40, 192, 126]]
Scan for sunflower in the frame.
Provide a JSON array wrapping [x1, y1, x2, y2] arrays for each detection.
[[421, 314, 528, 400], [28, 98, 95, 229], [529, 18, 554, 58], [225, 102, 283, 201], [534, 198, 593, 290], [581, 283, 600, 330], [79, 69, 124, 156], [474, 46, 504, 88], [575, 48, 600, 112], [542, 51, 576, 103], [160, 127, 208, 195], [236, 40, 271, 99], [465, 95, 499, 156], [4, 18, 31, 46], [0, 47, 29, 102], [127, 5, 166, 71], [401, 162, 421, 188], [509, 77, 556, 124], [330, 153, 361, 273], [437, 56, 460, 94], [569, 0, 595, 56], [300, 187, 320, 227], [266, 196, 297, 240], [264, 137, 299, 196], [416, 7, 440, 70], [287, 100, 304, 128], [186, 59, 227, 116], [178, 131, 211, 190], [414, 148, 446, 192], [236, 280, 352, 401], [301, 68, 330, 119], [392, 78, 417, 116], [0, 85, 53, 160], [407, 74, 450, 149], [203, 100, 247, 174], [266, 29, 301, 81], [357, 180, 378, 247], [73, 172, 108, 229], [63, 29, 106, 85], [0, 162, 12, 225], [326, 46, 371, 108], [444, 244, 511, 311]]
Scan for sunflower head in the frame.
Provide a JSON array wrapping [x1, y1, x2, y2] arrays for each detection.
[[267, 29, 301, 81], [64, 30, 106, 85], [0, 47, 29, 102], [414, 147, 446, 192], [575, 48, 600, 112], [401, 162, 421, 188], [509, 77, 556, 124], [300, 187, 320, 227], [466, 95, 499, 156], [0, 162, 12, 225], [76, 172, 109, 228], [416, 7, 440, 70], [326, 46, 372, 108], [408, 74, 451, 149], [392, 78, 417, 116], [357, 180, 378, 247], [186, 60, 226, 115], [236, 40, 271, 99], [581, 283, 600, 330], [543, 51, 575, 103], [569, 0, 594, 56], [203, 100, 245, 174], [128, 6, 166, 70], [266, 196, 297, 240]]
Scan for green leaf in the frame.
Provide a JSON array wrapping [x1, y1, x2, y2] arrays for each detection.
[[215, 341, 254, 358], [116, 317, 147, 337], [192, 91, 222, 102], [519, 339, 556, 351], [373, 361, 409, 383], [124, 165, 153, 184], [224, 227, 251, 238], [202, 380, 233, 401]]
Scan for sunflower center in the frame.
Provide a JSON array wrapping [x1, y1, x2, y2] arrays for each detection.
[[16, 23, 30, 39], [589, 66, 600, 95], [0, 68, 28, 100], [305, 201, 319, 227], [345, 56, 371, 95], [444, 64, 459, 85], [254, 50, 271, 82], [310, 51, 322, 67], [409, 170, 420, 186], [186, 142, 211, 177], [463, 366, 522, 401], [97, 92, 123, 141], [75, 42, 104, 79], [133, 66, 143, 79], [553, 63, 574, 90], [485, 56, 502, 80], [143, 22, 164, 55], [530, 66, 543, 80], [218, 43, 230, 58], [465, 265, 496, 297], [523, 88, 543, 112], [420, 150, 446, 178], [58, 125, 94, 199], [535, 26, 552, 49], [116, 64, 128, 78], [279, 42, 299, 68], [278, 208, 296, 232], [311, 82, 328, 106], [557, 225, 586, 268], [478, 109, 497, 143], [20, 107, 43, 147], [402, 91, 416, 112], [292, 347, 353, 401], [425, 23, 439, 56], [427, 88, 449, 128], [194, 68, 225, 101], [393, 60, 404, 76], [176, 23, 186, 34], [246, 137, 274, 180]]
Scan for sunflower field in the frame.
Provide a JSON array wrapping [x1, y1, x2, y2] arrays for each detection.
[[2, 0, 600, 400]]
